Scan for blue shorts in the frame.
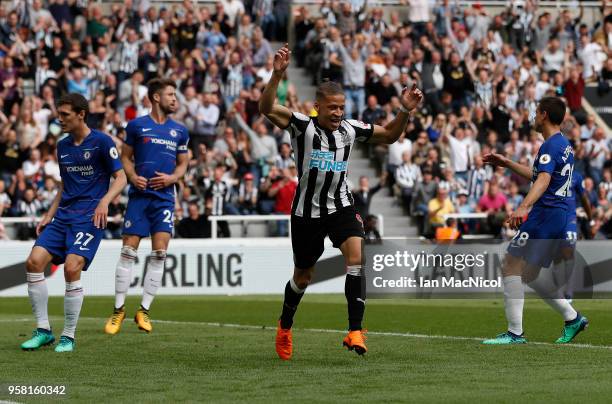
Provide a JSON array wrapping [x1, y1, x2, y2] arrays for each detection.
[[122, 194, 174, 237], [507, 206, 569, 268], [560, 215, 578, 249], [34, 219, 104, 271]]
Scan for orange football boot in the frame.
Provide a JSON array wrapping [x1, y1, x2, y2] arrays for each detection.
[[343, 330, 367, 355], [275, 321, 293, 360]]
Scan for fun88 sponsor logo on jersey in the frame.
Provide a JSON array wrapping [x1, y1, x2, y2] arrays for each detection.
[[309, 150, 347, 172]]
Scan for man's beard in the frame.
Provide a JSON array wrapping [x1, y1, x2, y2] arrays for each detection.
[[160, 104, 175, 115]]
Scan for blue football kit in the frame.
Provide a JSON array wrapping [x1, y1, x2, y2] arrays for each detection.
[[35, 129, 123, 270], [122, 115, 189, 237], [507, 132, 575, 267]]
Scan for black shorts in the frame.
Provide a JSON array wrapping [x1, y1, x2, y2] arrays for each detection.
[[291, 206, 365, 269]]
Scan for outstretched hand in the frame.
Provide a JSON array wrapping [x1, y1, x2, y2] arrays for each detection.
[[482, 153, 508, 168], [401, 83, 423, 112], [273, 43, 291, 74]]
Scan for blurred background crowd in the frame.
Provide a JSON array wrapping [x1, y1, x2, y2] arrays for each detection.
[[0, 0, 611, 241]]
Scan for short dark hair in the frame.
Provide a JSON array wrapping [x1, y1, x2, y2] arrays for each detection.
[[147, 77, 177, 102], [315, 80, 344, 100], [57, 93, 89, 117], [538, 96, 566, 125]]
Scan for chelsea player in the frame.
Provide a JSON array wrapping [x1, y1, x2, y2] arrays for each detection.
[[104, 78, 189, 335], [482, 97, 588, 345], [21, 93, 126, 352]]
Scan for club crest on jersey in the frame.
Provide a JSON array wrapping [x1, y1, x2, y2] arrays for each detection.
[[83, 151, 91, 160], [539, 154, 551, 164], [125, 220, 131, 228], [170, 129, 178, 138]]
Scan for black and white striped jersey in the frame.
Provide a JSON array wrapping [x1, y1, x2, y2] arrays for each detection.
[[287, 112, 374, 218], [205, 180, 232, 216]]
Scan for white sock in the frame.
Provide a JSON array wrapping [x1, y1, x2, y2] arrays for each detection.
[[62, 281, 83, 339], [141, 250, 165, 310], [503, 275, 524, 335], [528, 268, 578, 321], [27, 272, 50, 331], [114, 246, 137, 309]]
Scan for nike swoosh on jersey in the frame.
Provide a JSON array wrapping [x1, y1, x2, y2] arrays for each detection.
[[60, 154, 69, 159], [142, 128, 152, 132]]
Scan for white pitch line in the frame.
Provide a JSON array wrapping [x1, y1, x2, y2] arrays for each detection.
[[4, 316, 612, 350]]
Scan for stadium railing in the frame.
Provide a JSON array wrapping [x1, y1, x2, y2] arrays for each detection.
[[0, 214, 386, 239], [207, 213, 385, 238]]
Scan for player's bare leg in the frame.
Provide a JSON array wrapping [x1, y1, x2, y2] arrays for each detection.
[[276, 265, 313, 360], [21, 247, 55, 351], [339, 237, 367, 355], [105, 235, 141, 335], [483, 254, 527, 344], [135, 232, 171, 333], [55, 254, 86, 352], [525, 251, 587, 344]]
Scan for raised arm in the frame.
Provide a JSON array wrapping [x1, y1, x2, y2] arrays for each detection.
[[482, 152, 533, 180], [259, 44, 293, 129], [369, 84, 423, 144]]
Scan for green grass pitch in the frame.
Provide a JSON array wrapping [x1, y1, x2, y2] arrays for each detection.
[[1, 295, 611, 402]]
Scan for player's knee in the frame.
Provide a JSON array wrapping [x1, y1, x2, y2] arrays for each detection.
[[64, 256, 85, 280], [293, 267, 314, 289], [522, 265, 541, 284], [25, 256, 44, 273], [501, 255, 523, 277], [561, 248, 574, 261]]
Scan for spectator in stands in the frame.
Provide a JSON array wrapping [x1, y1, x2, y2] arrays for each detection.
[[177, 201, 211, 238], [581, 114, 597, 140], [387, 132, 412, 186], [427, 185, 455, 237], [273, 142, 294, 170], [362, 95, 385, 125], [364, 214, 382, 244], [353, 174, 385, 220], [564, 67, 586, 119], [586, 127, 609, 184], [17, 188, 42, 240], [395, 152, 421, 211], [440, 124, 473, 185], [205, 166, 236, 237], [269, 165, 297, 236], [477, 180, 508, 236], [238, 173, 258, 215]]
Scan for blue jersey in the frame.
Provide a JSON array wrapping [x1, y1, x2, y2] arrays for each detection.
[[125, 115, 189, 202], [55, 129, 123, 223], [531, 132, 574, 210], [568, 171, 585, 217]]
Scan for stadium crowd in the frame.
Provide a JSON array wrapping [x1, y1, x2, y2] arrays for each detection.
[[0, 0, 611, 241]]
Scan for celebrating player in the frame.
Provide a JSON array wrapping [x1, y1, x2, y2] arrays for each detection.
[[482, 97, 588, 345], [259, 44, 423, 360], [104, 78, 189, 335], [21, 93, 126, 352]]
